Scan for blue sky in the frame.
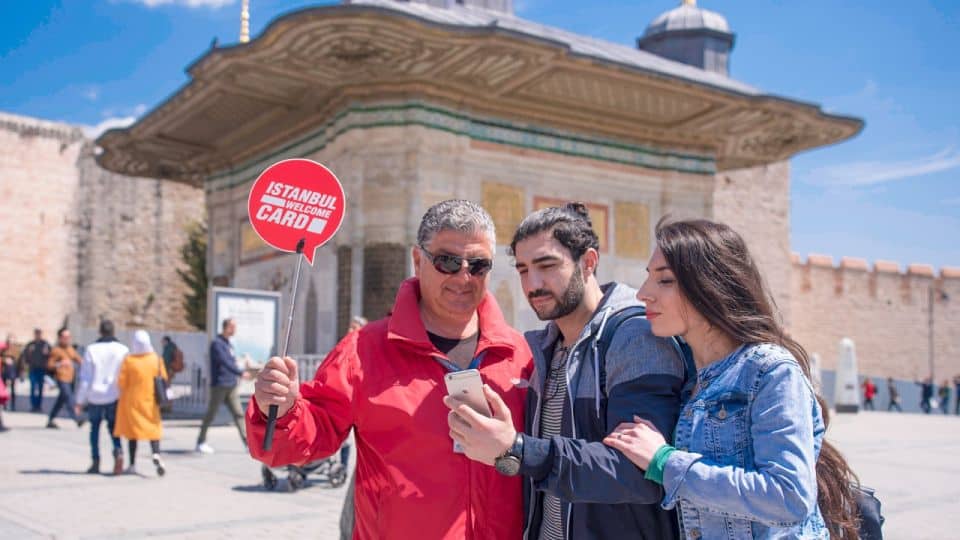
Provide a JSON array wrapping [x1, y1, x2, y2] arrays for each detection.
[[2, 0, 958, 269]]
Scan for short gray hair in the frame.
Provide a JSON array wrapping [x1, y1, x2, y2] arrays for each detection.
[[417, 200, 496, 248]]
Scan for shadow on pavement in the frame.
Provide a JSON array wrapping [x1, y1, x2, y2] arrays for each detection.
[[161, 449, 199, 456], [19, 469, 90, 476], [232, 483, 286, 493]]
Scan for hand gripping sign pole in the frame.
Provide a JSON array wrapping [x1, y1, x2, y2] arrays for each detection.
[[246, 158, 346, 452], [262, 237, 305, 450]]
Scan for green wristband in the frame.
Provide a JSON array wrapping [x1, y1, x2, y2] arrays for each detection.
[[644, 444, 676, 485]]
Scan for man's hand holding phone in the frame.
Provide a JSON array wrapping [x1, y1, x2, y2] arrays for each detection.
[[443, 371, 516, 466]]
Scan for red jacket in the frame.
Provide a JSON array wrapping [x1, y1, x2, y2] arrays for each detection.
[[247, 278, 533, 539]]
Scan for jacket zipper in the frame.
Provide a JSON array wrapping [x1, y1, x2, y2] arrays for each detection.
[[561, 315, 608, 540], [523, 315, 606, 540]]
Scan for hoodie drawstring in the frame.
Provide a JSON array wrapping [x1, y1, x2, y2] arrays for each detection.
[[591, 308, 613, 418]]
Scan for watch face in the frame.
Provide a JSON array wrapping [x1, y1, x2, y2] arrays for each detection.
[[495, 456, 521, 477]]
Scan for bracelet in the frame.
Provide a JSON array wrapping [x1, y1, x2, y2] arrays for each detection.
[[644, 444, 677, 485]]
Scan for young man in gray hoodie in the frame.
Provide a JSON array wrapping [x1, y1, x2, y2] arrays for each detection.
[[446, 203, 689, 539]]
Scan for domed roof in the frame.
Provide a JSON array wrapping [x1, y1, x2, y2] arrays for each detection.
[[643, 1, 730, 37]]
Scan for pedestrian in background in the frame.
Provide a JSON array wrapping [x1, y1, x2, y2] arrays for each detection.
[[886, 377, 902, 412], [0, 376, 9, 431], [1, 334, 19, 411], [862, 377, 876, 411], [339, 315, 367, 469], [954, 375, 960, 415], [76, 320, 128, 475], [161, 336, 184, 384], [918, 377, 935, 414], [338, 315, 368, 540], [46, 328, 83, 429], [938, 380, 951, 415], [195, 318, 247, 454], [114, 330, 167, 476], [20, 328, 51, 412]]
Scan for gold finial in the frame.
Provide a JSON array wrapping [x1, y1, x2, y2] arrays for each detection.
[[682, 0, 696, 6], [240, 0, 250, 43]]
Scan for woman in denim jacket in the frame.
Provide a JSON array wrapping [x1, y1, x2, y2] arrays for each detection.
[[604, 219, 860, 540]]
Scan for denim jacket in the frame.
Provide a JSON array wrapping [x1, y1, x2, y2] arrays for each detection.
[[661, 343, 828, 540]]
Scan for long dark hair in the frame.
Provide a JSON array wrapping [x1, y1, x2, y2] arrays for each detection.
[[655, 218, 860, 539]]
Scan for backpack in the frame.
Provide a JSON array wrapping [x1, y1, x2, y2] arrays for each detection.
[[594, 305, 696, 398], [170, 346, 185, 374], [854, 484, 884, 539]]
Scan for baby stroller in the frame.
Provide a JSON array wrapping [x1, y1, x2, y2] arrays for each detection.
[[261, 457, 348, 491]]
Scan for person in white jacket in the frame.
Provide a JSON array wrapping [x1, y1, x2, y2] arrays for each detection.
[[75, 320, 129, 475]]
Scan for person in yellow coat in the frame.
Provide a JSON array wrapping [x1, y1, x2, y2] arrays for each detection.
[[114, 330, 167, 477]]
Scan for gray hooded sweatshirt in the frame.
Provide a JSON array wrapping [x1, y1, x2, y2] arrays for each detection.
[[519, 282, 690, 540]]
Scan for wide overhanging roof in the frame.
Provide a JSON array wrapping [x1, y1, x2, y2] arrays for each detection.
[[96, 1, 863, 184]]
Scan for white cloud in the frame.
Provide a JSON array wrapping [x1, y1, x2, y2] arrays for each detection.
[[82, 116, 137, 138], [805, 146, 960, 187], [131, 0, 234, 8], [82, 86, 100, 101], [81, 103, 148, 138]]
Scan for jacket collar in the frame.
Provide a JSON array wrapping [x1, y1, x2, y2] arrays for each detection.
[[386, 277, 516, 358]]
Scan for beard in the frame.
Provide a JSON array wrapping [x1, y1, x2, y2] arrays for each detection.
[[528, 264, 585, 321]]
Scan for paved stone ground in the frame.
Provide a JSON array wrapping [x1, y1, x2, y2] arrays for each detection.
[[0, 400, 956, 539], [0, 401, 351, 540], [825, 410, 960, 540]]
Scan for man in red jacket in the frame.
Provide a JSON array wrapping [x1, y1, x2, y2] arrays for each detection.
[[248, 200, 533, 540]]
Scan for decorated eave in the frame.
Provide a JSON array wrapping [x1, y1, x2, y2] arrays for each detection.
[[95, 2, 863, 185]]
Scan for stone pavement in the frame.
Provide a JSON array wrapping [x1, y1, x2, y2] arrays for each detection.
[[0, 408, 351, 540], [824, 410, 959, 540], [0, 406, 957, 539]]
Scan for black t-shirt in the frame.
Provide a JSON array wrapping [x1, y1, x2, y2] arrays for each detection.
[[427, 331, 479, 369]]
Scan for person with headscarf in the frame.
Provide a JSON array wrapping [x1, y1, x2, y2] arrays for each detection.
[[114, 330, 167, 476]]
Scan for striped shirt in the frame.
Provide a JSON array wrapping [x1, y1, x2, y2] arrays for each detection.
[[538, 343, 569, 540]]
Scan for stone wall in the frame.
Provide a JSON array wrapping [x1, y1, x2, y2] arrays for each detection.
[[0, 111, 205, 340], [75, 143, 204, 331], [0, 112, 84, 339], [711, 161, 793, 324], [791, 255, 960, 382]]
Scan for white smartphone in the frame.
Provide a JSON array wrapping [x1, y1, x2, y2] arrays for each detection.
[[444, 369, 492, 417]]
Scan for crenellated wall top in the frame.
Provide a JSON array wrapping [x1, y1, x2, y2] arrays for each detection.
[[0, 111, 84, 144], [792, 252, 960, 280]]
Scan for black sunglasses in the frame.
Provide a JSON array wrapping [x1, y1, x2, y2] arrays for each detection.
[[419, 246, 493, 277]]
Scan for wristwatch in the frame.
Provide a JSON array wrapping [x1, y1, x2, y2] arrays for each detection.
[[494, 432, 524, 476]]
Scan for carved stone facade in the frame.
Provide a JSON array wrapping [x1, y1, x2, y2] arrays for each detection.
[[0, 112, 204, 339], [203, 110, 762, 350]]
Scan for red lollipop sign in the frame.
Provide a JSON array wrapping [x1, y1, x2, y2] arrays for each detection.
[[247, 159, 346, 264]]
